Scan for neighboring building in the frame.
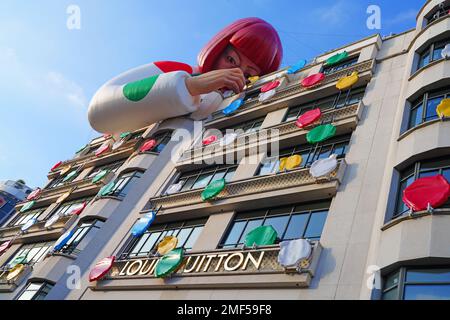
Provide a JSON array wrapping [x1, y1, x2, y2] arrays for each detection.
[[0, 0, 449, 300], [0, 180, 32, 226]]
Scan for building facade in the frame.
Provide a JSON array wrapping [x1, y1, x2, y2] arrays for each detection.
[[0, 0, 449, 300], [0, 180, 33, 226]]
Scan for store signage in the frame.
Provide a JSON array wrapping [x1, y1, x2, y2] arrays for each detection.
[[113, 249, 269, 278]]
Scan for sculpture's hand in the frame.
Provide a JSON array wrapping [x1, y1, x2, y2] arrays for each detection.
[[185, 68, 246, 96]]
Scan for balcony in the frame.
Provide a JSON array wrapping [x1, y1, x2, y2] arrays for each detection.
[[94, 242, 323, 290], [207, 59, 374, 125], [0, 215, 74, 241], [147, 160, 347, 216], [179, 101, 363, 166], [0, 264, 33, 293]]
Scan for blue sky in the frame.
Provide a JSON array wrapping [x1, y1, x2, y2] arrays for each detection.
[[0, 0, 425, 188]]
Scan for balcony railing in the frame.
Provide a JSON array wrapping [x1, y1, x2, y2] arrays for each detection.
[[179, 101, 363, 164], [148, 160, 346, 211], [208, 59, 374, 122]]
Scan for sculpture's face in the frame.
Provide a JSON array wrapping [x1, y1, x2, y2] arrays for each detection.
[[212, 45, 261, 79]]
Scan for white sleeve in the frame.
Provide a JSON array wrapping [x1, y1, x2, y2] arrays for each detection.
[[88, 64, 201, 134]]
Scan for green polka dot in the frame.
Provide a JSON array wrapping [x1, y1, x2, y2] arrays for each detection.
[[123, 75, 160, 102]]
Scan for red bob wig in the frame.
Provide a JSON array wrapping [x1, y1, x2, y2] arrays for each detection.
[[198, 17, 283, 76]]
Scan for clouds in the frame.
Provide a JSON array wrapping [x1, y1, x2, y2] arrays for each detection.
[[313, 0, 350, 25], [0, 46, 87, 110], [385, 9, 418, 26]]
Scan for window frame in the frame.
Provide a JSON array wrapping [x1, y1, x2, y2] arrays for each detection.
[[167, 163, 239, 194], [7, 208, 46, 227], [416, 38, 449, 71], [107, 170, 144, 199], [283, 86, 366, 122], [3, 242, 53, 269], [119, 218, 207, 259], [58, 219, 104, 255], [16, 281, 54, 300], [256, 134, 351, 176], [407, 88, 450, 130], [382, 266, 450, 300], [219, 201, 331, 249], [321, 56, 360, 75], [87, 160, 126, 179], [393, 156, 450, 219]]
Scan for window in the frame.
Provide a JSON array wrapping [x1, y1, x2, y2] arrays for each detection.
[[382, 267, 450, 300], [7, 208, 46, 227], [107, 170, 144, 198], [426, 4, 450, 25], [87, 160, 125, 179], [46, 167, 82, 189], [222, 117, 265, 135], [58, 219, 104, 255], [257, 134, 351, 176], [407, 88, 450, 130], [4, 242, 53, 268], [121, 219, 206, 259], [169, 164, 238, 193], [393, 157, 450, 218], [220, 200, 330, 248], [417, 38, 449, 70], [16, 282, 54, 300], [321, 56, 359, 75], [140, 130, 173, 153], [44, 196, 93, 221], [284, 86, 366, 122]]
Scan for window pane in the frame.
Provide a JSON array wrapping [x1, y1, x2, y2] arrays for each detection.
[[224, 168, 236, 182], [223, 221, 246, 246], [419, 52, 430, 69], [130, 233, 150, 256], [304, 211, 328, 239], [433, 47, 444, 61], [385, 271, 400, 289], [211, 171, 226, 182], [443, 169, 450, 183], [180, 176, 197, 191], [283, 214, 309, 240], [406, 269, 450, 283], [138, 232, 161, 255], [418, 170, 439, 178], [396, 176, 415, 215], [382, 288, 399, 300], [240, 219, 263, 244], [17, 290, 38, 301], [258, 159, 277, 176], [425, 96, 442, 121], [264, 215, 289, 241], [409, 104, 423, 128], [404, 285, 450, 300], [183, 226, 203, 249], [192, 173, 214, 189], [175, 228, 192, 248]]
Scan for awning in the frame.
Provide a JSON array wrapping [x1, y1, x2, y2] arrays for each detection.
[[223, 98, 244, 115], [286, 59, 307, 75], [336, 72, 359, 90], [139, 139, 157, 153], [278, 239, 312, 268], [157, 236, 179, 255], [325, 51, 349, 66], [310, 154, 338, 178], [301, 73, 325, 88]]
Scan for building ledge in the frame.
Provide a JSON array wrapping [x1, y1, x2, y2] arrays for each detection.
[[398, 118, 449, 142], [382, 208, 450, 231], [408, 57, 448, 82]]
